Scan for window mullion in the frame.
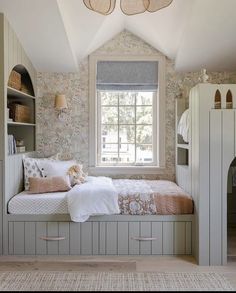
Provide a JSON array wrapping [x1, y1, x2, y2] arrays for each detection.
[[118, 93, 120, 163], [134, 93, 137, 163]]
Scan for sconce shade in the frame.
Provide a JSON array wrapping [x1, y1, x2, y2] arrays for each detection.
[[54, 94, 68, 110]]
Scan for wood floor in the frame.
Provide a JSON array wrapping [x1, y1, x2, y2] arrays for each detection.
[[0, 255, 236, 290]]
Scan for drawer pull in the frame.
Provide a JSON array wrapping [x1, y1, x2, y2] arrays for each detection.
[[131, 237, 157, 241], [40, 236, 65, 241]]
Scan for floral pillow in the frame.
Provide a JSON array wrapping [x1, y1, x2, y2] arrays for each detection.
[[23, 156, 57, 191]]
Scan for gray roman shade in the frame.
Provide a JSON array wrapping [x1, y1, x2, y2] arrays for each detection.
[[97, 61, 158, 91]]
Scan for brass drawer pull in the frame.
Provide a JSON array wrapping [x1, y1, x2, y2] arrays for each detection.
[[131, 237, 157, 241], [40, 236, 65, 241]]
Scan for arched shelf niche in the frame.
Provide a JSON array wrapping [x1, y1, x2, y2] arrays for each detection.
[[8, 64, 35, 97], [227, 157, 236, 259], [7, 64, 36, 155]]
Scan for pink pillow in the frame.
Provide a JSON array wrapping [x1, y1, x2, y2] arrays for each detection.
[[29, 176, 71, 194]]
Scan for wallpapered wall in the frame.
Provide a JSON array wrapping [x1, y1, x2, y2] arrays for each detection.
[[37, 30, 236, 181]]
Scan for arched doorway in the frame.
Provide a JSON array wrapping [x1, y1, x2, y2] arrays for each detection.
[[227, 158, 236, 259]]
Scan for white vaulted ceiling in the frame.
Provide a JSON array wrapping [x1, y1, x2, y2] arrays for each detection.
[[0, 0, 236, 72]]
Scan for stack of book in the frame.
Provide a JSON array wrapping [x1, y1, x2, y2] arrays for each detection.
[[8, 135, 16, 155]]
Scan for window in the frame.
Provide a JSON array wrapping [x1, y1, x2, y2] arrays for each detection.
[[89, 55, 166, 174], [98, 91, 156, 166]]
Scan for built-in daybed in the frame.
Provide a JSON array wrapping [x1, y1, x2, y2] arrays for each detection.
[[0, 13, 194, 258], [3, 154, 194, 256]]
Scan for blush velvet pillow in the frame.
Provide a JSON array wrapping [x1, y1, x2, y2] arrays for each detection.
[[29, 176, 71, 194]]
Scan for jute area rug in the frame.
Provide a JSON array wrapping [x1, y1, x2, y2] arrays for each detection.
[[0, 271, 233, 291]]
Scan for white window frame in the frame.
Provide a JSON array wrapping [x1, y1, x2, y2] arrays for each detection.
[[89, 54, 166, 175]]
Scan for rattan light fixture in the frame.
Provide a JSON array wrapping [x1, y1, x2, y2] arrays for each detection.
[[83, 0, 173, 16]]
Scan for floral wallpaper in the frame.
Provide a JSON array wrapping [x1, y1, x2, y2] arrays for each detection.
[[37, 30, 236, 181]]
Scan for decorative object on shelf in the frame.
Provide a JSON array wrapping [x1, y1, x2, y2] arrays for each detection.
[[16, 139, 24, 147], [226, 90, 233, 109], [8, 70, 21, 90], [198, 68, 209, 83], [16, 139, 25, 153], [8, 103, 31, 123], [214, 89, 221, 109], [7, 108, 13, 122], [83, 0, 173, 16], [54, 94, 68, 121]]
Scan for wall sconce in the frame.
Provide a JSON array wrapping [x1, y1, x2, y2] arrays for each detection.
[[54, 94, 68, 120]]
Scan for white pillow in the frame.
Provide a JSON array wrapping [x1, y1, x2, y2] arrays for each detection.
[[23, 157, 56, 191], [36, 160, 77, 180]]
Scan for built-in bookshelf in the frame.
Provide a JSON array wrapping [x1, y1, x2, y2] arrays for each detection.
[[7, 65, 36, 155], [175, 98, 191, 194], [176, 99, 189, 167]]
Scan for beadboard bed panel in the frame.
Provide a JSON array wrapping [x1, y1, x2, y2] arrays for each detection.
[[7, 219, 193, 256]]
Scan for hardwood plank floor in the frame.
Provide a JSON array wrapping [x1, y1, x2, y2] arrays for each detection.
[[0, 256, 235, 289]]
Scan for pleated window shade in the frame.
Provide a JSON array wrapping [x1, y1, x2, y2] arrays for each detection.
[[97, 61, 158, 91]]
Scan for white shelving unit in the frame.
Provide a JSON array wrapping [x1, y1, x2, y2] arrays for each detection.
[[7, 65, 36, 155], [177, 143, 189, 150], [175, 98, 191, 195], [7, 86, 36, 100], [7, 122, 36, 127]]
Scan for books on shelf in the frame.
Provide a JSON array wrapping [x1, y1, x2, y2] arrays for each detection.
[[8, 135, 16, 155], [8, 135, 26, 154]]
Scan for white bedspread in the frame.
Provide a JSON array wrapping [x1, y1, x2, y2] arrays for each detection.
[[67, 176, 120, 222]]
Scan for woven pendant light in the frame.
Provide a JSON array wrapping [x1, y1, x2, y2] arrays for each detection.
[[83, 0, 116, 15], [121, 0, 173, 15], [83, 0, 173, 16]]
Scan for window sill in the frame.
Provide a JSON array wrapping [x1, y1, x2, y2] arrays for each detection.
[[89, 166, 166, 176]]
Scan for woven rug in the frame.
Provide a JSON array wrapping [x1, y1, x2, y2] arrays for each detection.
[[0, 272, 233, 291]]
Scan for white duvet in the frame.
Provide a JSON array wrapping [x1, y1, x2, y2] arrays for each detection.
[[67, 176, 120, 222]]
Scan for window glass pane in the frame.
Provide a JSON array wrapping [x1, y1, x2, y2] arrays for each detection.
[[136, 106, 152, 124], [98, 88, 156, 166], [101, 144, 118, 163], [136, 145, 153, 163], [101, 125, 118, 143], [119, 125, 135, 143], [119, 144, 135, 163], [119, 92, 135, 105], [136, 125, 152, 144], [101, 107, 118, 124], [119, 106, 135, 124], [100, 92, 118, 105], [136, 92, 153, 105]]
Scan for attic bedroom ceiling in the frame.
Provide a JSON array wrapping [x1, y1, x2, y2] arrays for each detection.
[[0, 0, 236, 72]]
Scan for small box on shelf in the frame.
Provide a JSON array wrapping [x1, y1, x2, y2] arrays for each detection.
[[16, 139, 25, 153], [16, 146, 26, 153]]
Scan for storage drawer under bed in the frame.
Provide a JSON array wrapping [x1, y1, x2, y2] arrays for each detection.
[[7, 220, 192, 256]]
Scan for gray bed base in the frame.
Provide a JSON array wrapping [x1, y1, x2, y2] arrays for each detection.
[[2, 154, 194, 256]]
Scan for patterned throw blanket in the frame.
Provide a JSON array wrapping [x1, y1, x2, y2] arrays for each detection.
[[113, 179, 193, 215]]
